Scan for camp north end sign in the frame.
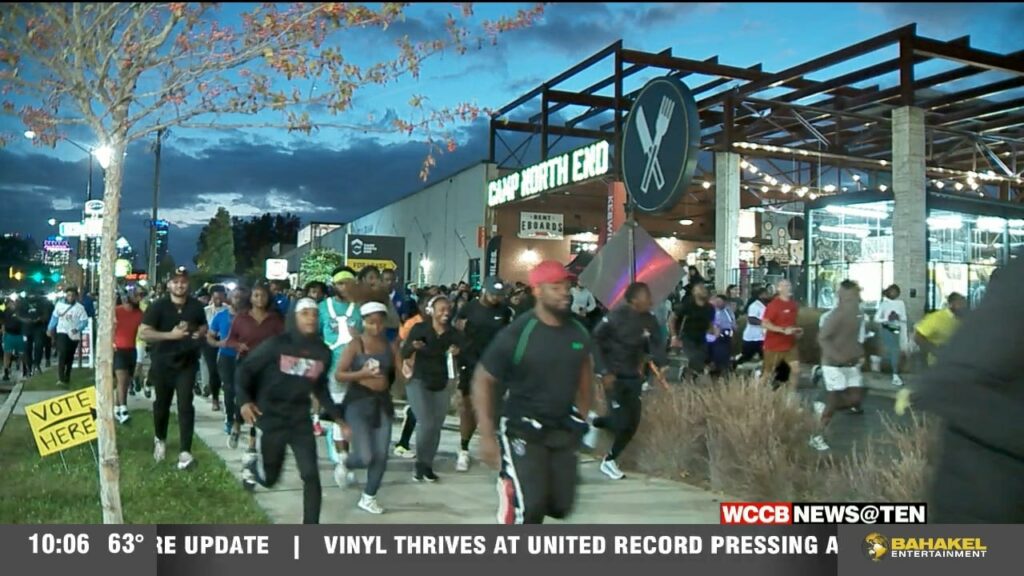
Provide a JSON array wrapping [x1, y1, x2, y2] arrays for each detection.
[[488, 140, 610, 208]]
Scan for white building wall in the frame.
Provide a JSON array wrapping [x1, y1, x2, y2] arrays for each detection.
[[347, 162, 494, 286]]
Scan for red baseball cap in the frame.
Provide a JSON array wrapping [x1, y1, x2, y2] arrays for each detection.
[[528, 260, 574, 288]]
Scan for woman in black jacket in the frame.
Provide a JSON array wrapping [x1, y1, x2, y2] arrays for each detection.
[[400, 294, 461, 482]]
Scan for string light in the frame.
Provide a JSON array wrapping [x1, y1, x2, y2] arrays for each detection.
[[808, 192, 818, 200], [740, 160, 749, 169], [879, 184, 888, 192], [954, 182, 964, 191], [935, 181, 945, 189], [702, 181, 712, 189], [823, 184, 836, 193], [796, 187, 809, 197], [781, 184, 792, 194], [852, 174, 861, 182]]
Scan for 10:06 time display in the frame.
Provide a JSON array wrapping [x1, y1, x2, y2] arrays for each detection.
[[28, 533, 91, 555]]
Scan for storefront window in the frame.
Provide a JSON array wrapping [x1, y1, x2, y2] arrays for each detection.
[[807, 200, 893, 308], [927, 210, 1006, 309]]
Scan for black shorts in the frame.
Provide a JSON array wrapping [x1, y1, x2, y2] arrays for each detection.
[[497, 417, 579, 524], [113, 348, 137, 372], [458, 363, 475, 396]]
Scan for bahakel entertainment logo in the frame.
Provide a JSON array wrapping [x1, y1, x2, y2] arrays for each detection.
[[863, 533, 988, 561], [863, 533, 889, 562]]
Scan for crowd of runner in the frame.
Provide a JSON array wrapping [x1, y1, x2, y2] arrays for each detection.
[[2, 252, 1008, 524]]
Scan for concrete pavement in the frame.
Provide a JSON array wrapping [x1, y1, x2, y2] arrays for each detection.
[[189, 397, 724, 524]]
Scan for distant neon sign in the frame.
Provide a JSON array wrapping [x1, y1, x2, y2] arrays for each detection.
[[487, 140, 610, 207]]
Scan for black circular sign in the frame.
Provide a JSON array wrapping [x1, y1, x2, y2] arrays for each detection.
[[621, 76, 701, 213]]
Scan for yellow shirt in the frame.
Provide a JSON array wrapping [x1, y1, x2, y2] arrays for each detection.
[[915, 308, 959, 365]]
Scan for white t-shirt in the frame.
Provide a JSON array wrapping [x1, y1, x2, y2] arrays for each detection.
[[743, 300, 766, 342], [53, 301, 89, 341], [571, 287, 596, 316]]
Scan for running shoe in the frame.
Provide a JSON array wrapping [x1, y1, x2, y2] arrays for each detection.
[[116, 407, 131, 425], [177, 452, 196, 470], [848, 406, 864, 415], [600, 458, 625, 480], [223, 421, 232, 435], [242, 448, 258, 467], [808, 435, 830, 452], [393, 445, 416, 459], [423, 468, 439, 483], [241, 460, 258, 491], [582, 411, 600, 449], [153, 438, 166, 463], [143, 384, 152, 399], [455, 450, 470, 472], [358, 494, 385, 515], [892, 374, 904, 387], [211, 398, 221, 412], [333, 459, 352, 489]]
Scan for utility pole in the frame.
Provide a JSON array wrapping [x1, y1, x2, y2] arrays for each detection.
[[147, 129, 163, 283]]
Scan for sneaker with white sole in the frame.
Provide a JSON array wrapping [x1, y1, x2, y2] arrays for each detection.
[[600, 458, 625, 480], [116, 407, 131, 425], [455, 450, 470, 472], [892, 374, 904, 387], [242, 448, 258, 467], [334, 460, 351, 489], [809, 435, 830, 452], [582, 411, 601, 449], [177, 452, 196, 470], [227, 429, 240, 450], [393, 445, 416, 459], [358, 494, 384, 515], [241, 461, 258, 491], [153, 438, 166, 463], [813, 401, 826, 419]]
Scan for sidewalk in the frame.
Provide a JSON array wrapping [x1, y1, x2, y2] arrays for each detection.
[[190, 398, 724, 524]]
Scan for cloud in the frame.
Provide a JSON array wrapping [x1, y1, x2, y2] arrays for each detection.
[[0, 123, 493, 264], [860, 3, 1024, 48]]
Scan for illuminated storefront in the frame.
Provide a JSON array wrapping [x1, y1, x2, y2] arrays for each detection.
[[806, 192, 1024, 310]]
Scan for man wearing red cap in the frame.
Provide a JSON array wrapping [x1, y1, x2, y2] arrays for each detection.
[[472, 260, 594, 524]]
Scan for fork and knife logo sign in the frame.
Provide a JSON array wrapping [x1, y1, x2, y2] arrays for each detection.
[[634, 96, 675, 194]]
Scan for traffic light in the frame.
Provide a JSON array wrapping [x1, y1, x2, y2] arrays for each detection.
[[50, 271, 62, 283]]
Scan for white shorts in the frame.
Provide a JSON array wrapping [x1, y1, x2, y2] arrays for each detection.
[[330, 391, 346, 438], [822, 366, 863, 392]]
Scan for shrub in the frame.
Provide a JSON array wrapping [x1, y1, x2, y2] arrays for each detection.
[[614, 374, 935, 503], [821, 412, 935, 502]]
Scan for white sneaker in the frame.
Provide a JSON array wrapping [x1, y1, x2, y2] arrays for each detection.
[[116, 407, 131, 424], [358, 494, 384, 515], [242, 449, 258, 467], [600, 458, 625, 480], [393, 445, 416, 459], [153, 438, 166, 463], [455, 450, 470, 472], [334, 460, 352, 489], [813, 401, 826, 419], [177, 452, 195, 470], [809, 435, 830, 452], [892, 374, 904, 387]]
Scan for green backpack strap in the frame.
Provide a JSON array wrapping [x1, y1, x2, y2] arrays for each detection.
[[512, 317, 588, 366], [513, 318, 538, 366]]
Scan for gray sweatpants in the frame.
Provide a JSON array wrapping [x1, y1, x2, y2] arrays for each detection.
[[345, 396, 393, 497], [405, 378, 450, 470]]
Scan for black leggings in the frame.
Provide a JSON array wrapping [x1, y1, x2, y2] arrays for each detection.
[[593, 377, 643, 462], [217, 355, 239, 425], [203, 345, 222, 398], [151, 363, 197, 452], [255, 427, 321, 524], [56, 334, 79, 383], [25, 330, 46, 369], [397, 406, 417, 449]]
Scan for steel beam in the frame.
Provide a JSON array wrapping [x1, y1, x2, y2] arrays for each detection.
[[914, 36, 1024, 76]]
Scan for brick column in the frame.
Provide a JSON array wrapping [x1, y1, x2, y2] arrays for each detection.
[[891, 106, 928, 325]]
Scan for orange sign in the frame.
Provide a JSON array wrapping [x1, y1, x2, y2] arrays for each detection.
[[601, 181, 627, 246], [477, 226, 486, 249]]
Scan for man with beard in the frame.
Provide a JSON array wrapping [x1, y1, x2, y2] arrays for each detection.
[[139, 267, 208, 470], [238, 298, 343, 524], [472, 261, 593, 524], [452, 276, 512, 473], [670, 279, 715, 380]]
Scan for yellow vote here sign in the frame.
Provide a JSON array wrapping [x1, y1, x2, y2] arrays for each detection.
[[25, 387, 98, 456]]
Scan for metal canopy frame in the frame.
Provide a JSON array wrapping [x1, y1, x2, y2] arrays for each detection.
[[488, 25, 1024, 203]]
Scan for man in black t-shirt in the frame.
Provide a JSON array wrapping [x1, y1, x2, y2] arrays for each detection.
[[670, 279, 715, 379], [139, 267, 208, 471], [21, 295, 48, 376], [453, 276, 512, 473], [2, 296, 25, 382], [472, 261, 593, 525]]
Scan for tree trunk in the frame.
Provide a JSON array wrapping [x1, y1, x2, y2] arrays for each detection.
[[96, 138, 127, 524]]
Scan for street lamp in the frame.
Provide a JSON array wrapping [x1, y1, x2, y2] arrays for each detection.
[[24, 131, 118, 294], [47, 218, 57, 226]]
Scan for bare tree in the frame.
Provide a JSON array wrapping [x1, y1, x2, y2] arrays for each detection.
[[0, 2, 543, 523]]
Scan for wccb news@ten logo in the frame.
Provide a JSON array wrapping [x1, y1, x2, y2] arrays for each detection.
[[863, 533, 988, 561], [719, 503, 927, 525]]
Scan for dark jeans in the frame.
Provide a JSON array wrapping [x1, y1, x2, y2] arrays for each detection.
[[151, 362, 197, 453], [345, 397, 393, 497], [56, 334, 79, 383], [593, 377, 643, 462], [739, 340, 763, 364], [25, 330, 46, 369], [218, 355, 239, 426], [255, 426, 322, 524], [203, 345, 222, 398], [710, 335, 733, 374], [397, 407, 417, 449]]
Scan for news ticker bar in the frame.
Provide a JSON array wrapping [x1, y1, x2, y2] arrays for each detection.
[[1, 524, 1020, 576], [720, 503, 928, 525]]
